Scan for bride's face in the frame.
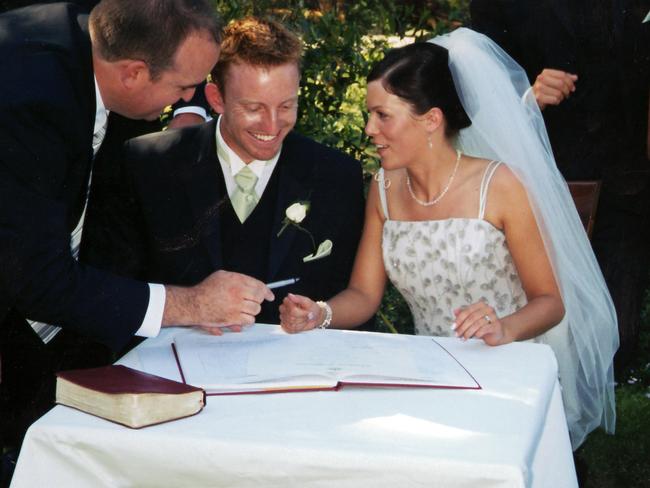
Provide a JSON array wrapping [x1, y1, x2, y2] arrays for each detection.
[[365, 80, 429, 170]]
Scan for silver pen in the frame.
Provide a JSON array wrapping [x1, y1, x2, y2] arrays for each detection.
[[266, 277, 300, 289]]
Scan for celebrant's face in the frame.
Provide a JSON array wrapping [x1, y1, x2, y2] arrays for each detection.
[[116, 33, 220, 121], [213, 62, 300, 163], [365, 80, 430, 171]]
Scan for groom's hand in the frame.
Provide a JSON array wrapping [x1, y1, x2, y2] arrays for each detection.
[[162, 270, 274, 328]]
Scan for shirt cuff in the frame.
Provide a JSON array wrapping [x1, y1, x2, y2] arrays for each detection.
[[134, 283, 166, 337], [522, 86, 535, 104], [172, 106, 209, 121]]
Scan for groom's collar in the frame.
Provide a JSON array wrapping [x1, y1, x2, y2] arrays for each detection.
[[215, 115, 281, 179]]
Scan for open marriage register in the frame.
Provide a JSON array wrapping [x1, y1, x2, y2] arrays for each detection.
[[172, 324, 480, 395]]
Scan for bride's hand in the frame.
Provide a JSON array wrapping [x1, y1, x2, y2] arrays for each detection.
[[452, 302, 509, 346], [279, 293, 322, 334]]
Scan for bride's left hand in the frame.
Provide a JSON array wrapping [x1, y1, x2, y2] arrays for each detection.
[[453, 302, 508, 346]]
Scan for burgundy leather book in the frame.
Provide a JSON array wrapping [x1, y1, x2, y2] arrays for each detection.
[[56, 365, 205, 428]]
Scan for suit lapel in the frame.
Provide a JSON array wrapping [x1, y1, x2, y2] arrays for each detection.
[[69, 11, 96, 228], [72, 10, 95, 158], [180, 120, 224, 270], [267, 133, 314, 281]]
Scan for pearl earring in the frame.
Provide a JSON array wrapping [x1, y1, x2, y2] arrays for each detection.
[[427, 135, 433, 149]]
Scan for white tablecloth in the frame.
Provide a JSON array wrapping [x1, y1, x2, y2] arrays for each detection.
[[11, 327, 577, 487]]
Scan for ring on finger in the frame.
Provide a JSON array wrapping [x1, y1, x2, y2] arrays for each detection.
[[484, 314, 492, 324]]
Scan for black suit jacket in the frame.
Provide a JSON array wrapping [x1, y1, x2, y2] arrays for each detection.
[[471, 0, 650, 193], [83, 120, 365, 323], [0, 3, 148, 350]]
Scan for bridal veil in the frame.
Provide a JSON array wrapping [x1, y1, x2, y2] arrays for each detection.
[[431, 28, 618, 449]]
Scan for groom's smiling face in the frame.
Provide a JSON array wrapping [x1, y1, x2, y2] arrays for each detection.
[[208, 61, 300, 163]]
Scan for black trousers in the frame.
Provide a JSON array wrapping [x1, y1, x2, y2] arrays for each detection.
[[0, 315, 114, 448], [590, 186, 650, 375]]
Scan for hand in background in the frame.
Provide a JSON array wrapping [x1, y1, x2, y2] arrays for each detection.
[[163, 270, 274, 329], [167, 112, 207, 129], [533, 69, 578, 110], [452, 301, 508, 346], [279, 293, 322, 333]]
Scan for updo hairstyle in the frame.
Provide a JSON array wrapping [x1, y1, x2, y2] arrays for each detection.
[[367, 42, 471, 138]]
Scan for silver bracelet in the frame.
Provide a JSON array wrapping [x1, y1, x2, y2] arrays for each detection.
[[315, 301, 332, 329]]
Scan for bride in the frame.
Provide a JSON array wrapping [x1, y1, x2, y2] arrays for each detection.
[[279, 28, 618, 450]]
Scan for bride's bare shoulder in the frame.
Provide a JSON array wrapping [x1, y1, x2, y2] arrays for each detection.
[[464, 156, 522, 189]]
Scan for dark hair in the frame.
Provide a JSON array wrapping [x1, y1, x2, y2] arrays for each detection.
[[211, 17, 302, 94], [367, 42, 471, 138], [89, 0, 222, 80]]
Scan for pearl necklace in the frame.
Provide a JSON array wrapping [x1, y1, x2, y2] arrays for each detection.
[[406, 149, 462, 207]]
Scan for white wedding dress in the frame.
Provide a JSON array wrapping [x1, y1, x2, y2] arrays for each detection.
[[399, 27, 619, 450], [378, 161, 529, 336]]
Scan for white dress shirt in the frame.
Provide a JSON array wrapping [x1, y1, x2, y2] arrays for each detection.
[[172, 104, 212, 122], [215, 115, 280, 200]]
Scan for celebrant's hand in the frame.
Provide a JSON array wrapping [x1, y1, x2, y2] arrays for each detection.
[[452, 302, 508, 346], [196, 324, 244, 336], [163, 270, 274, 328], [280, 293, 321, 333]]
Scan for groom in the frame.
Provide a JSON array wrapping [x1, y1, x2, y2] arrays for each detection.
[[83, 17, 365, 324]]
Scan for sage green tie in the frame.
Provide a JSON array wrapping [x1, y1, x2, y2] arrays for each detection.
[[231, 165, 259, 222]]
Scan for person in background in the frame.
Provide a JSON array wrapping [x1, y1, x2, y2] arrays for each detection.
[[471, 0, 650, 372], [168, 80, 213, 128]]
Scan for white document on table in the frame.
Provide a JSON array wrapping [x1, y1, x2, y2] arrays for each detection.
[[171, 325, 479, 394]]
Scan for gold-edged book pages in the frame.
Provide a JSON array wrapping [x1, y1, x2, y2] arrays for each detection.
[[56, 365, 205, 428]]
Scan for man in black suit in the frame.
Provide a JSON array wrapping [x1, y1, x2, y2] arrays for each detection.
[[471, 0, 650, 371], [83, 17, 365, 326], [0, 0, 275, 461]]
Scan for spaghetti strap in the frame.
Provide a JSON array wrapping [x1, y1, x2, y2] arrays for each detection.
[[375, 169, 390, 220], [478, 160, 501, 219]]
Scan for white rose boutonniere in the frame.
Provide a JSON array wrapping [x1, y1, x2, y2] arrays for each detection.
[[277, 201, 333, 262], [285, 202, 308, 224], [277, 201, 311, 238]]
